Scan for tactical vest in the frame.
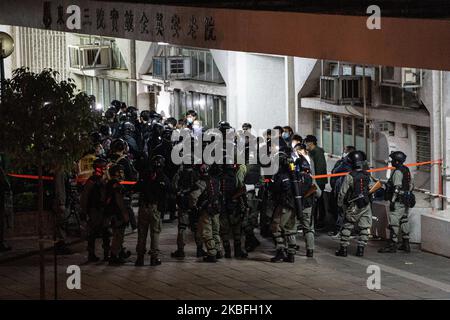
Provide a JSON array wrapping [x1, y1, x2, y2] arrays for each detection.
[[349, 170, 371, 209], [86, 176, 105, 210], [386, 165, 415, 207], [298, 172, 314, 209], [104, 179, 123, 216], [244, 164, 261, 185], [178, 167, 196, 192], [221, 168, 238, 199]]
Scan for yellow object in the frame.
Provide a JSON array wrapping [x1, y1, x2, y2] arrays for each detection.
[[289, 162, 295, 171]]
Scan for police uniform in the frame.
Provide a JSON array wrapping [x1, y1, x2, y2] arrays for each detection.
[[197, 168, 223, 262], [104, 178, 128, 265], [242, 163, 262, 252], [80, 174, 110, 261], [172, 164, 204, 258], [379, 154, 413, 253], [337, 172, 373, 253], [135, 165, 170, 266], [387, 169, 410, 243], [270, 155, 299, 263], [300, 181, 321, 255], [220, 164, 246, 258]]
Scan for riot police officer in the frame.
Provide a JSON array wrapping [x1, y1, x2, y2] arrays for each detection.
[[197, 163, 223, 262], [379, 151, 413, 253], [80, 158, 110, 262], [135, 155, 171, 266], [295, 155, 321, 258], [104, 164, 129, 265], [335, 151, 373, 257], [270, 151, 299, 263]]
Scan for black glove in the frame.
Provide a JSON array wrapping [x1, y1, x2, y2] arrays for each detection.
[[389, 202, 396, 211]]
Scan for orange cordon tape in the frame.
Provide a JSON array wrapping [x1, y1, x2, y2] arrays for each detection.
[[7, 173, 137, 185], [7, 159, 442, 184], [312, 159, 442, 180]]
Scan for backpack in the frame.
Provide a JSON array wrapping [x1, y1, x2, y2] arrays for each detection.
[[398, 165, 416, 208], [349, 170, 371, 209]]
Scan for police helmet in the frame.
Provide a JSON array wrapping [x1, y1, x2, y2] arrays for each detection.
[[274, 151, 291, 170], [110, 138, 126, 153], [126, 106, 138, 121], [347, 150, 367, 169], [151, 155, 165, 169], [105, 107, 117, 121], [99, 124, 111, 137], [218, 121, 232, 131], [110, 100, 122, 112], [140, 110, 151, 122], [90, 132, 102, 145], [120, 121, 136, 135], [389, 151, 407, 167]]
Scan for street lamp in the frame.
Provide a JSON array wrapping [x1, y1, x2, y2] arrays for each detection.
[[0, 31, 14, 101], [0, 32, 13, 252]]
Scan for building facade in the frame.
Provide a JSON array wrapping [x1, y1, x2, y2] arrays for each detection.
[[1, 24, 449, 257]]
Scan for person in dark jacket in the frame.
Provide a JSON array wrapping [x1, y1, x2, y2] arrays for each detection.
[[305, 135, 328, 229]]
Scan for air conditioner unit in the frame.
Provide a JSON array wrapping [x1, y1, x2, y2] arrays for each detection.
[[152, 56, 193, 80], [68, 45, 112, 70], [320, 75, 371, 105], [380, 66, 422, 88]]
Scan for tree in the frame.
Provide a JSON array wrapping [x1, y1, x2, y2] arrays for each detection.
[[0, 67, 101, 299]]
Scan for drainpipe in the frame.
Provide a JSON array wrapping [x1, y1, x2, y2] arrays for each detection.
[[439, 70, 445, 210]]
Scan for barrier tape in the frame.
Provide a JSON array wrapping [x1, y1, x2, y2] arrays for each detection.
[[7, 159, 442, 185]]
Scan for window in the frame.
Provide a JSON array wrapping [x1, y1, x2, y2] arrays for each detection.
[[313, 112, 371, 157], [332, 115, 342, 155], [355, 118, 366, 152], [416, 127, 431, 171], [343, 117, 353, 148], [322, 113, 332, 154], [170, 90, 226, 128]]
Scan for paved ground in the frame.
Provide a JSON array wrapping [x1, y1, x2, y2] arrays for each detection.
[[1, 220, 449, 300]]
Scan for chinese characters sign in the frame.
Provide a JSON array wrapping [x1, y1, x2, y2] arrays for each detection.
[[40, 1, 218, 45]]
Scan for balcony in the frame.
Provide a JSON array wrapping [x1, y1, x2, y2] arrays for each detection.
[[320, 75, 370, 105]]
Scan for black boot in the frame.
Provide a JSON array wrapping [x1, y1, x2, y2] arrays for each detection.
[[234, 241, 247, 258], [378, 241, 397, 253], [203, 255, 217, 263], [270, 249, 287, 262], [216, 251, 223, 259], [88, 253, 100, 262], [108, 254, 126, 266], [150, 256, 162, 266], [306, 249, 314, 258], [335, 246, 348, 257], [103, 250, 110, 262], [283, 253, 295, 263], [119, 248, 131, 260], [171, 249, 185, 258], [398, 239, 411, 253], [223, 241, 232, 259], [196, 247, 207, 258], [245, 235, 260, 252], [135, 255, 145, 266], [356, 246, 364, 257]]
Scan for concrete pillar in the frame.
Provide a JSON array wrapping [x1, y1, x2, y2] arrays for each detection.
[[431, 71, 443, 209], [285, 56, 296, 128], [128, 39, 137, 107]]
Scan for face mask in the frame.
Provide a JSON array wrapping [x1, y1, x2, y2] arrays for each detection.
[[342, 152, 348, 158], [187, 117, 194, 124], [282, 132, 290, 140]]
